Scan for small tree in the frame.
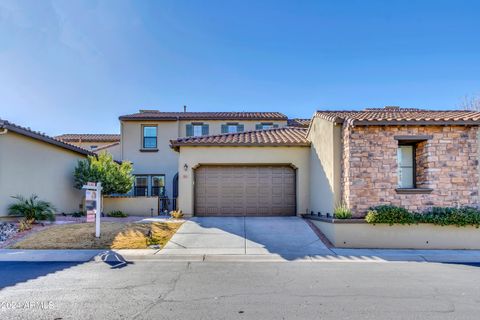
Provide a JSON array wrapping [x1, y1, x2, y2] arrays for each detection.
[[74, 153, 134, 195]]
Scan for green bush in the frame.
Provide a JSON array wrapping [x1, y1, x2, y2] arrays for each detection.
[[421, 207, 480, 227], [71, 211, 85, 217], [365, 205, 415, 225], [107, 210, 128, 218], [365, 205, 480, 227], [334, 203, 352, 219], [8, 195, 56, 222]]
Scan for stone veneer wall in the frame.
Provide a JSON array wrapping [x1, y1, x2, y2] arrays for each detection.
[[341, 125, 480, 217]]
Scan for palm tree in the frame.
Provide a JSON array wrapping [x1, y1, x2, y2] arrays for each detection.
[[8, 195, 56, 222]]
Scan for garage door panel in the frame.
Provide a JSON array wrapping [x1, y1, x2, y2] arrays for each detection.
[[195, 166, 295, 216]]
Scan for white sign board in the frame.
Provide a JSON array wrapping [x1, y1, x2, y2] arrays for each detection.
[[82, 182, 102, 238], [85, 190, 97, 201]]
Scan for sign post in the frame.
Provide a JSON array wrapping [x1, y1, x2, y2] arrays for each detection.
[[82, 182, 102, 238]]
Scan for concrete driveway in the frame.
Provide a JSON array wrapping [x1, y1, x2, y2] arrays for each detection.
[[160, 217, 331, 257]]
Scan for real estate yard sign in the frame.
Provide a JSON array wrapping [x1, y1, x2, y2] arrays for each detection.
[[85, 190, 96, 222], [83, 182, 102, 238]]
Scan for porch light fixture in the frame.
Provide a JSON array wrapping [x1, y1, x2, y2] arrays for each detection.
[[183, 163, 188, 171]]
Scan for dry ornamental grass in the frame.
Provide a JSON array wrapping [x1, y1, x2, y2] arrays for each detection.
[[10, 222, 183, 249]]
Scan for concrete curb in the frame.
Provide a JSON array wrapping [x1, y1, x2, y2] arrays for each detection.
[[1, 249, 480, 263]]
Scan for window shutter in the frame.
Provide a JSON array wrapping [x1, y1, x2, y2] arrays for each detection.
[[221, 125, 228, 134], [255, 124, 262, 130], [202, 124, 209, 135], [273, 124, 279, 128], [186, 124, 193, 137], [237, 124, 244, 132]]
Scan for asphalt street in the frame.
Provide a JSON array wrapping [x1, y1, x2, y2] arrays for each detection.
[[0, 260, 479, 319]]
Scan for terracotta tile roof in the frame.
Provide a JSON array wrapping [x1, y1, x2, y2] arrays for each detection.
[[0, 120, 94, 156], [55, 134, 120, 142], [93, 141, 120, 152], [315, 107, 480, 126], [287, 118, 311, 128], [119, 110, 287, 121], [170, 127, 309, 150]]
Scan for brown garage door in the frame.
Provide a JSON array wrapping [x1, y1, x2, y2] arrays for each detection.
[[194, 165, 296, 216]]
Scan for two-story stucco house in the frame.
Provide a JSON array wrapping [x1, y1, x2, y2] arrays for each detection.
[[169, 107, 480, 217], [117, 110, 289, 206]]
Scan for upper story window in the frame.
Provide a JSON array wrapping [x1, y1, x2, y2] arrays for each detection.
[[397, 145, 415, 188], [186, 123, 209, 137], [221, 123, 245, 134], [143, 126, 157, 149], [256, 122, 279, 130]]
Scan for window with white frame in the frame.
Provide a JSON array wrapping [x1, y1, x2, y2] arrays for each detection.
[[397, 145, 415, 188], [256, 122, 278, 130], [193, 125, 203, 137], [227, 125, 238, 133]]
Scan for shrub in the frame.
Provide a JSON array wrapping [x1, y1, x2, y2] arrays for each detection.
[[365, 205, 480, 227], [107, 210, 128, 218], [8, 195, 56, 222], [365, 205, 415, 225], [71, 211, 85, 217], [421, 207, 480, 227], [334, 203, 352, 219], [170, 210, 183, 219]]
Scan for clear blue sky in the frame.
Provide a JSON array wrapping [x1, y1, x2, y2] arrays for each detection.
[[1, 0, 480, 135]]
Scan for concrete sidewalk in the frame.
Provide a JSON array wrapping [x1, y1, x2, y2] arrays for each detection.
[[2, 248, 480, 263]]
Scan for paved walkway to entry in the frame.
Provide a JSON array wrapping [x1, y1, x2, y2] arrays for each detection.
[[160, 217, 332, 257]]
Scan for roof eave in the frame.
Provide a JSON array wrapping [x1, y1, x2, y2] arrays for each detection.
[[170, 142, 310, 149], [3, 122, 94, 157], [352, 120, 480, 126]]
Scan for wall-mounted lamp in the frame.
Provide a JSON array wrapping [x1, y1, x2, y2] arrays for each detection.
[[183, 163, 188, 171]]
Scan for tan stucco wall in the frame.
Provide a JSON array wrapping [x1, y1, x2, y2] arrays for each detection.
[[178, 120, 287, 136], [176, 146, 310, 216], [312, 220, 480, 249], [307, 118, 342, 215], [0, 131, 85, 216], [95, 143, 121, 161], [103, 197, 158, 216], [68, 141, 117, 151], [120, 119, 288, 198], [121, 120, 180, 198]]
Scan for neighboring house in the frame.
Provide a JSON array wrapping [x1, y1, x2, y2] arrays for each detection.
[[0, 120, 93, 216], [93, 142, 121, 161], [170, 107, 480, 217], [287, 118, 311, 128], [118, 110, 288, 202], [55, 134, 120, 151]]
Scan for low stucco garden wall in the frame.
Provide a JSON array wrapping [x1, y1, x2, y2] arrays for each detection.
[[103, 197, 158, 216], [311, 219, 480, 249]]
